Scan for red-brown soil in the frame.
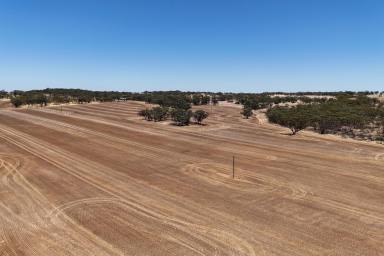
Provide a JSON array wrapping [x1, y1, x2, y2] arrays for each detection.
[[0, 101, 383, 255]]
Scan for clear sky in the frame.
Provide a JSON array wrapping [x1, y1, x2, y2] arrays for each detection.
[[0, 0, 383, 92]]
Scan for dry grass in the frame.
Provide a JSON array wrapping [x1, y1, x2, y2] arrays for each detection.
[[0, 99, 11, 109]]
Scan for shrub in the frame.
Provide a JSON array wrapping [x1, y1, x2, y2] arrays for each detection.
[[193, 110, 209, 124], [11, 97, 23, 108], [152, 107, 169, 122], [171, 109, 193, 126], [241, 106, 253, 119], [138, 109, 153, 121]]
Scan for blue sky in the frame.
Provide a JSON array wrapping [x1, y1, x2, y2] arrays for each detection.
[[0, 0, 383, 92]]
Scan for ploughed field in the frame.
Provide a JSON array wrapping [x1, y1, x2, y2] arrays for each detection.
[[0, 101, 383, 255]]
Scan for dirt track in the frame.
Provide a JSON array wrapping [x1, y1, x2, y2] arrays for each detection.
[[0, 101, 383, 255]]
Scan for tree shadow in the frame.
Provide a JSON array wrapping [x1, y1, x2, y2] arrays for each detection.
[[280, 131, 295, 136]]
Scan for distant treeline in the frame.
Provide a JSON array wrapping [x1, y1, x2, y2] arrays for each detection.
[[10, 88, 137, 107], [237, 91, 383, 111], [0, 90, 8, 99], [262, 91, 382, 96], [238, 94, 329, 110], [6, 88, 223, 107], [3, 88, 383, 109], [265, 95, 384, 141]]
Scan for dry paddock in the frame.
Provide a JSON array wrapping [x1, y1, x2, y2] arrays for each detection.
[[0, 101, 383, 255]]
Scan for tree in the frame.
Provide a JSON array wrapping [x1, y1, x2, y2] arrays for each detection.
[[284, 111, 310, 135], [11, 97, 23, 108], [171, 109, 193, 126], [0, 90, 7, 99], [241, 106, 253, 119], [138, 109, 153, 121], [174, 98, 191, 110], [267, 105, 311, 135], [152, 107, 169, 122], [35, 94, 48, 107], [145, 94, 153, 104], [193, 110, 209, 124], [201, 96, 210, 105], [377, 109, 384, 135], [78, 95, 92, 104], [192, 95, 201, 105]]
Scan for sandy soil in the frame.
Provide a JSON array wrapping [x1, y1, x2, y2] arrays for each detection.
[[0, 101, 383, 255], [0, 99, 11, 109]]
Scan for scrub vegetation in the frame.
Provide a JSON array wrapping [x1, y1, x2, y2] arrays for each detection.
[[266, 94, 384, 141], [3, 88, 384, 138]]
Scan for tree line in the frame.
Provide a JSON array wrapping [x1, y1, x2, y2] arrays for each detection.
[[7, 89, 222, 108], [238, 94, 331, 119], [4, 88, 346, 108], [261, 91, 382, 96], [9, 89, 134, 107], [266, 95, 384, 141], [4, 88, 382, 111], [0, 90, 8, 99]]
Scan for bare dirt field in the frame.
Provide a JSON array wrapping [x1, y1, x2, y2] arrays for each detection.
[[0, 99, 11, 109], [0, 101, 383, 255]]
